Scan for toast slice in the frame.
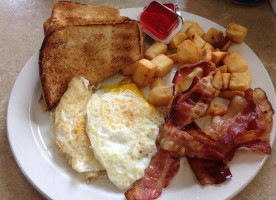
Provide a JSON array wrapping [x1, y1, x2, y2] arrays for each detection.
[[39, 21, 144, 110], [44, 1, 128, 35]]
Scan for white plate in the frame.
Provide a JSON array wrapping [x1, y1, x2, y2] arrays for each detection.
[[7, 8, 276, 200]]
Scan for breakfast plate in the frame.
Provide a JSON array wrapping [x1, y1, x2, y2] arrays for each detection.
[[7, 7, 276, 200]]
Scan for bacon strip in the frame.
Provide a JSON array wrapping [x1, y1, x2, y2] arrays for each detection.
[[166, 60, 216, 128], [159, 123, 225, 160], [188, 88, 273, 186], [125, 148, 180, 200], [188, 157, 232, 186]]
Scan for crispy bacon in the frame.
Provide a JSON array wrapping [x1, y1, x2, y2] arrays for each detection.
[[166, 60, 216, 128], [159, 123, 225, 160], [188, 157, 232, 186], [188, 88, 273, 185], [125, 147, 180, 200]]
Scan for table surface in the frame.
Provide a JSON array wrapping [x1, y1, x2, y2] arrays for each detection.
[[1, 0, 275, 199]]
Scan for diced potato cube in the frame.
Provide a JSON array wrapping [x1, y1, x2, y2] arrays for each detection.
[[122, 62, 137, 76], [226, 95, 246, 116], [132, 59, 157, 88], [212, 71, 222, 90], [150, 77, 165, 89], [226, 22, 248, 43], [180, 20, 195, 33], [120, 77, 132, 85], [187, 23, 205, 40], [221, 39, 232, 51], [203, 27, 225, 48], [148, 86, 173, 106], [216, 65, 228, 73], [145, 41, 167, 60], [223, 52, 248, 72], [219, 90, 245, 99], [169, 32, 188, 49], [203, 42, 214, 50], [221, 73, 231, 90], [167, 53, 178, 63], [151, 54, 174, 77], [229, 72, 252, 91], [177, 40, 200, 64], [191, 33, 206, 49], [204, 102, 215, 115], [201, 48, 212, 61], [212, 51, 229, 66], [212, 104, 227, 116]]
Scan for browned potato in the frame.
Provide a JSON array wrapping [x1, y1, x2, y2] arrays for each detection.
[[203, 27, 225, 48], [212, 104, 227, 116], [191, 33, 206, 49], [177, 40, 200, 64], [216, 65, 228, 73], [169, 32, 188, 49], [221, 73, 231, 90], [223, 52, 248, 72], [221, 39, 232, 51], [148, 86, 173, 106], [212, 51, 229, 66], [212, 71, 222, 90], [229, 72, 252, 91], [122, 61, 137, 76], [201, 47, 213, 61], [151, 54, 174, 77], [132, 59, 157, 88], [150, 77, 165, 89], [219, 90, 245, 100], [204, 102, 215, 115], [180, 20, 196, 33], [203, 42, 214, 50], [145, 41, 167, 60], [187, 23, 205, 40], [167, 53, 178, 63], [226, 22, 248, 43]]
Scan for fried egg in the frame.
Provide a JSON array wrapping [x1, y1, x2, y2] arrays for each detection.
[[51, 77, 105, 181], [86, 83, 164, 190]]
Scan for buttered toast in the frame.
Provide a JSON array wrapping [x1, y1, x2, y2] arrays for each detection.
[[44, 1, 127, 35], [39, 21, 144, 110]]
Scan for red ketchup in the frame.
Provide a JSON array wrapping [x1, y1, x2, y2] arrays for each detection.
[[140, 1, 183, 43]]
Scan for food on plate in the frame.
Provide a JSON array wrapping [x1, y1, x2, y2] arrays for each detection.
[[125, 147, 180, 200], [132, 59, 157, 88], [43, 1, 127, 35], [144, 41, 167, 60], [40, 4, 144, 110], [86, 83, 164, 189], [148, 85, 173, 106], [51, 77, 105, 181], [229, 72, 252, 91], [150, 77, 166, 89], [223, 51, 248, 72], [39, 2, 274, 199], [151, 54, 174, 77], [168, 32, 188, 49], [226, 22, 248, 44], [177, 40, 201, 64], [203, 27, 225, 48]]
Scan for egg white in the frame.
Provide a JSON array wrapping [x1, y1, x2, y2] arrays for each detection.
[[86, 84, 164, 190]]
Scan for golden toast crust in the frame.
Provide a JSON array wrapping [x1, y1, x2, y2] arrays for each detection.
[[39, 21, 144, 110]]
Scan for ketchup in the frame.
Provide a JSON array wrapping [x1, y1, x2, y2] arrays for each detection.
[[140, 1, 180, 40]]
